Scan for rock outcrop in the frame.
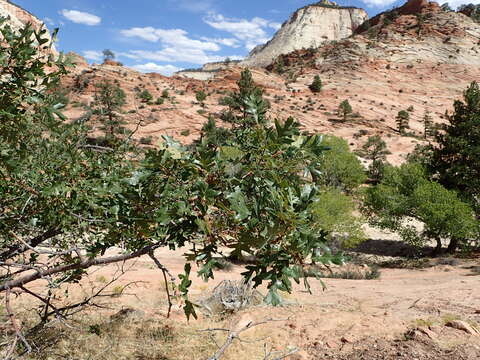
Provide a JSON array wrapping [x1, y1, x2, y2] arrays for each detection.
[[242, 2, 368, 67], [176, 60, 240, 80], [0, 0, 57, 55]]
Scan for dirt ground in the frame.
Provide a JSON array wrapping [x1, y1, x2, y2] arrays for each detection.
[[8, 234, 479, 360]]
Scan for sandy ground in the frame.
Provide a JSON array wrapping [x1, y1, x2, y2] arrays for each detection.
[[10, 239, 479, 359]]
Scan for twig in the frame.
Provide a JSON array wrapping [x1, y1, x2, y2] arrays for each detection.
[[148, 250, 176, 318], [408, 298, 422, 309], [5, 288, 32, 358], [206, 318, 290, 360]]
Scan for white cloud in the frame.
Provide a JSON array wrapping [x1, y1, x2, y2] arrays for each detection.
[[132, 63, 181, 76], [82, 50, 103, 62], [448, 0, 480, 8], [120, 27, 220, 51], [60, 9, 101, 26], [122, 49, 224, 65], [200, 37, 241, 48], [43, 17, 55, 26], [203, 13, 280, 50], [360, 0, 398, 7], [119, 26, 229, 64]]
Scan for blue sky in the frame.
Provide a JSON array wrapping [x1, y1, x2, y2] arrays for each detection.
[[13, 0, 472, 75]]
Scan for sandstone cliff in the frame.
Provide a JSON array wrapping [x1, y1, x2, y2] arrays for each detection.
[[0, 0, 57, 54], [242, 2, 368, 67]]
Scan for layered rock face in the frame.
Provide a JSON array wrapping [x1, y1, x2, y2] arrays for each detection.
[[0, 0, 57, 54], [242, 3, 368, 67]]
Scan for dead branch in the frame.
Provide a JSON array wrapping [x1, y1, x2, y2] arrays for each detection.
[[263, 343, 299, 360], [4, 288, 32, 359], [0, 244, 160, 292], [205, 318, 292, 360]]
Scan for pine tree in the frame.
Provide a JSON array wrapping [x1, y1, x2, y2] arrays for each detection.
[[357, 135, 391, 183], [309, 75, 323, 93], [102, 49, 115, 61], [196, 90, 207, 107], [220, 69, 269, 126], [396, 110, 410, 134], [338, 100, 352, 121], [93, 80, 126, 140], [431, 81, 480, 214], [422, 110, 434, 139]]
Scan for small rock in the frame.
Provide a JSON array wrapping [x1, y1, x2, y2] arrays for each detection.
[[445, 320, 480, 335], [417, 327, 437, 340], [326, 340, 339, 348], [341, 335, 355, 343]]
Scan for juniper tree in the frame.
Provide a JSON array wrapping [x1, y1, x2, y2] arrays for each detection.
[[196, 90, 207, 107], [138, 89, 153, 103], [102, 49, 115, 61]]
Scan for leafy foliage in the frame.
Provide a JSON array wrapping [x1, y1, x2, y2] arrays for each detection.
[[220, 69, 270, 127], [138, 89, 153, 103], [317, 135, 366, 192], [310, 188, 366, 249], [0, 21, 343, 323], [195, 90, 207, 107]]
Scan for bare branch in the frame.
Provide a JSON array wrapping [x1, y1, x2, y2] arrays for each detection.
[[4, 288, 32, 358], [206, 318, 291, 360], [0, 244, 160, 292]]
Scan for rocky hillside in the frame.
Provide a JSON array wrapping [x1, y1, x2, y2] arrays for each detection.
[[242, 1, 368, 67], [52, 0, 480, 165], [0, 0, 56, 54]]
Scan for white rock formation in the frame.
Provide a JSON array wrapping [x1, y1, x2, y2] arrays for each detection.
[[0, 0, 57, 55], [242, 3, 368, 67]]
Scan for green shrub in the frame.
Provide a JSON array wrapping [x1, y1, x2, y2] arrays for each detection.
[[139, 89, 153, 103], [310, 188, 366, 248], [309, 75, 322, 93], [318, 135, 367, 192]]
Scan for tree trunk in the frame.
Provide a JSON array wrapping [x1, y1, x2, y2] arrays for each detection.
[[446, 238, 459, 254], [433, 237, 443, 256]]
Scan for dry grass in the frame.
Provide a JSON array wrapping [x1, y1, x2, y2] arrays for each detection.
[[4, 309, 276, 360]]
